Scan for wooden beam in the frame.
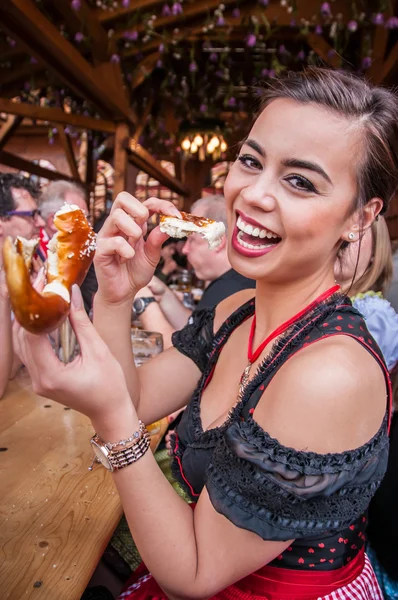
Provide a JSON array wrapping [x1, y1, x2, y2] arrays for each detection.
[[0, 0, 136, 125], [0, 98, 117, 133], [53, 0, 112, 63], [0, 62, 44, 87], [97, 0, 163, 24], [367, 26, 390, 82], [133, 98, 154, 143], [113, 123, 129, 198], [0, 115, 23, 151], [129, 53, 160, 90], [377, 41, 398, 84], [306, 32, 342, 68], [127, 139, 188, 197], [0, 149, 85, 185], [58, 127, 81, 181]]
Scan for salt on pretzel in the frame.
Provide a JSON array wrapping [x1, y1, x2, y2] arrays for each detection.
[[3, 204, 96, 334]]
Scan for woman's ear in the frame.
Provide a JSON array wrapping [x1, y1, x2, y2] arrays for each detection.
[[342, 197, 383, 243]]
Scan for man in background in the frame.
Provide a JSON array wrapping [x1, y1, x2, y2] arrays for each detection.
[[0, 173, 45, 397]]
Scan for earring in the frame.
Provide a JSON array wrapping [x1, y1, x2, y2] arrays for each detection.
[[348, 232, 355, 241]]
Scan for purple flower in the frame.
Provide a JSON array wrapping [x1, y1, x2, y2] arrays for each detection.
[[159, 43, 165, 53], [279, 44, 286, 54], [122, 0, 130, 7], [216, 15, 225, 26], [74, 32, 84, 42], [246, 33, 256, 47], [52, 127, 58, 134], [386, 16, 398, 29], [23, 81, 30, 91], [362, 56, 372, 69], [200, 103, 207, 113], [124, 30, 138, 41], [297, 50, 305, 60], [110, 53, 120, 63], [327, 48, 336, 58], [65, 126, 71, 135], [7, 37, 16, 47], [373, 13, 384, 25], [261, 68, 269, 77], [172, 2, 183, 16], [315, 24, 323, 34], [136, 52, 144, 61], [189, 61, 198, 72], [216, 69, 224, 78], [49, 136, 55, 145], [30, 56, 38, 64], [268, 68, 275, 78], [71, 0, 81, 10], [162, 4, 171, 17], [232, 8, 240, 18], [228, 96, 237, 107], [209, 52, 218, 62], [259, 0, 269, 5], [347, 20, 358, 32], [156, 59, 163, 68], [290, 19, 296, 27], [320, 2, 331, 17]]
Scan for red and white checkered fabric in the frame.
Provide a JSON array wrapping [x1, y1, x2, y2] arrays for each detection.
[[321, 553, 382, 600]]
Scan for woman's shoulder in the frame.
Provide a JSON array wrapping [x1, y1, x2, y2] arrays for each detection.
[[254, 333, 387, 455]]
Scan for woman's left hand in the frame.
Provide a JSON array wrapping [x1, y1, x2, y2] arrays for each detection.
[[13, 285, 135, 430]]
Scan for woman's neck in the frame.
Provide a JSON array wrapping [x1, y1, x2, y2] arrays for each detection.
[[252, 273, 337, 347]]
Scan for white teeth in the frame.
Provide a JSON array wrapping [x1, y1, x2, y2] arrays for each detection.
[[236, 215, 279, 240], [237, 231, 272, 250]]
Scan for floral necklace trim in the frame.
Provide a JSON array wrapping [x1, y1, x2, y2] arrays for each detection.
[[351, 290, 383, 302]]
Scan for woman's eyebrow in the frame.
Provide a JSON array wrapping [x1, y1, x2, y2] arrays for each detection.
[[242, 138, 265, 157], [282, 158, 333, 185]]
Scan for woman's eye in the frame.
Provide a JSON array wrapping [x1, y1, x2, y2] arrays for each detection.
[[237, 154, 262, 170], [285, 174, 317, 193]]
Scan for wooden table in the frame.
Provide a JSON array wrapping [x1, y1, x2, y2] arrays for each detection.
[[0, 369, 168, 600]]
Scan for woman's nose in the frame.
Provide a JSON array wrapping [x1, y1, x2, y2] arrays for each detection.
[[240, 177, 277, 212]]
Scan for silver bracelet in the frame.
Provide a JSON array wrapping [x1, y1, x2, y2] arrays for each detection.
[[104, 420, 147, 450]]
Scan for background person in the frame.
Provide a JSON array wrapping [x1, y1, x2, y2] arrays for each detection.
[[0, 173, 45, 397]]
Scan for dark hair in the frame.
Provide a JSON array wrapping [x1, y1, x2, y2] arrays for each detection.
[[258, 68, 398, 216], [0, 173, 41, 216]]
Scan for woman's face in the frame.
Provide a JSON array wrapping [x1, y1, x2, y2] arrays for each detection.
[[224, 98, 363, 285]]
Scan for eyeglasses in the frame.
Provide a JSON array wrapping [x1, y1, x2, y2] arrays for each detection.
[[4, 209, 42, 219]]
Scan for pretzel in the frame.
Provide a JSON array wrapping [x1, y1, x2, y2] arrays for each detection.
[[159, 211, 225, 250], [3, 204, 96, 334]]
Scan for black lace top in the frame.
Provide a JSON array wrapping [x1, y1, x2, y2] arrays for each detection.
[[171, 295, 391, 571]]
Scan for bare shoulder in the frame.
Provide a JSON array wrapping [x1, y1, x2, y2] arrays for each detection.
[[213, 289, 254, 332], [254, 335, 387, 454]]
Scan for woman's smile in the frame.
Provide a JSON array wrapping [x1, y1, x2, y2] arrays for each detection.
[[232, 211, 282, 258]]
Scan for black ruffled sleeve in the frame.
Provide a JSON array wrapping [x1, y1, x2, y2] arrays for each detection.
[[206, 417, 389, 541], [172, 307, 215, 372]]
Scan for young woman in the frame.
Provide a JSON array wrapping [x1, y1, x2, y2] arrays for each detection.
[[14, 68, 398, 600]]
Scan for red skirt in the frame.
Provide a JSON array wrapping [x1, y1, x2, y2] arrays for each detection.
[[118, 549, 382, 600]]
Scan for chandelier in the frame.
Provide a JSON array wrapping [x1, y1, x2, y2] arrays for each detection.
[[179, 118, 228, 162]]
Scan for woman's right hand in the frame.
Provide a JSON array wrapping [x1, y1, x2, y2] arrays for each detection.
[[94, 193, 181, 306]]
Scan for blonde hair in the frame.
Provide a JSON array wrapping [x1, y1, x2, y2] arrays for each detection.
[[351, 217, 393, 296]]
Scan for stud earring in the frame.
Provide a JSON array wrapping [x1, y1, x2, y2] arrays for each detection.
[[348, 232, 355, 241]]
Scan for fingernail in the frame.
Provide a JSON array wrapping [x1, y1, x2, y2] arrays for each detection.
[[168, 416, 174, 423], [71, 285, 83, 309]]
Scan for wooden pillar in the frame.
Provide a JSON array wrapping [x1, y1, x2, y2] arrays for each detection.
[[182, 157, 213, 211], [113, 123, 129, 199]]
